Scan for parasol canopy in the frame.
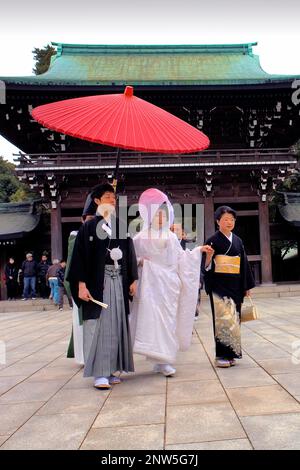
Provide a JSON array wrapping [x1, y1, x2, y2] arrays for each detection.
[[31, 86, 210, 154]]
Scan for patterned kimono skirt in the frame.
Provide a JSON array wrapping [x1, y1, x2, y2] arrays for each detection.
[[210, 293, 242, 360], [83, 265, 134, 378]]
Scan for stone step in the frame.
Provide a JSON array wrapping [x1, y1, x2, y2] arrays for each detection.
[[1, 284, 299, 312], [201, 284, 300, 299], [0, 297, 71, 313]]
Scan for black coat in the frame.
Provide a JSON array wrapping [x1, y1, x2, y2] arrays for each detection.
[[5, 264, 18, 284], [21, 260, 38, 277], [37, 261, 51, 279], [57, 266, 65, 288], [67, 215, 138, 321]]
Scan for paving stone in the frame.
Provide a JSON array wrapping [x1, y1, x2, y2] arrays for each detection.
[[242, 344, 290, 360], [169, 364, 217, 382], [63, 373, 94, 390], [1, 413, 96, 450], [93, 394, 165, 428], [37, 388, 109, 415], [216, 367, 276, 389], [166, 439, 253, 450], [227, 385, 300, 416], [0, 380, 66, 403], [241, 413, 300, 450], [0, 402, 44, 434], [166, 403, 246, 445], [273, 373, 300, 397], [109, 373, 166, 397], [0, 376, 27, 396], [0, 436, 11, 446], [257, 358, 300, 375], [0, 362, 49, 378], [168, 380, 227, 405], [81, 425, 164, 450], [27, 367, 78, 382]]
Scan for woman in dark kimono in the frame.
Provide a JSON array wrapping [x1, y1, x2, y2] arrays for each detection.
[[204, 206, 255, 368]]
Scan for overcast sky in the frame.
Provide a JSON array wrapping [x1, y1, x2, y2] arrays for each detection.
[[1, 0, 300, 161]]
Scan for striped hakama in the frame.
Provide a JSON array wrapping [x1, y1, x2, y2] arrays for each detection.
[[83, 265, 134, 378]]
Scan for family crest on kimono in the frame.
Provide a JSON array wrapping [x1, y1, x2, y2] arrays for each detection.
[[203, 206, 255, 368], [67, 183, 138, 390], [129, 188, 214, 377]]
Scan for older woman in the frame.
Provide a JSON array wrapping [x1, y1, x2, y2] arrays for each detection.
[[204, 206, 255, 368]]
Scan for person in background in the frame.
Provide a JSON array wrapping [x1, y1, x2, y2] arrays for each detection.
[[37, 253, 51, 299], [5, 257, 18, 300], [21, 253, 38, 301], [57, 260, 73, 311], [170, 223, 188, 250], [46, 260, 60, 306]]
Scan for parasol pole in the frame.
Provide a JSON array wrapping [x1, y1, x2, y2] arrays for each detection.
[[112, 147, 121, 193], [112, 85, 134, 192]]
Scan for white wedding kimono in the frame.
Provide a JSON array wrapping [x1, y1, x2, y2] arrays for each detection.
[[130, 228, 201, 364]]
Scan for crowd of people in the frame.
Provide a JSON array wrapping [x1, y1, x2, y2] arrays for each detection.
[[4, 253, 72, 310], [65, 183, 255, 390]]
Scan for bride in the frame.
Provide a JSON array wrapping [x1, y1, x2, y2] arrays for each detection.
[[130, 188, 214, 377]]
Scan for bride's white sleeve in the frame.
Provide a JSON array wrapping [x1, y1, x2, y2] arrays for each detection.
[[174, 237, 202, 351]]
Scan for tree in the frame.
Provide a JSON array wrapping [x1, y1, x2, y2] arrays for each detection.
[[32, 45, 56, 75], [0, 157, 35, 202]]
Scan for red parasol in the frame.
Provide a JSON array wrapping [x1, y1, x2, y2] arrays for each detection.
[[31, 86, 210, 188]]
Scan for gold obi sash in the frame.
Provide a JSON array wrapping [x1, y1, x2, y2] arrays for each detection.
[[214, 255, 241, 274]]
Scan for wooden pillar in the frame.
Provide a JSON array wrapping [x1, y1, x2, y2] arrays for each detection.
[[50, 202, 62, 261], [0, 247, 7, 300], [204, 196, 215, 241], [259, 200, 273, 284]]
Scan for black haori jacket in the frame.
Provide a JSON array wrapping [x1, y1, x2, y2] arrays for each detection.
[[67, 215, 138, 321]]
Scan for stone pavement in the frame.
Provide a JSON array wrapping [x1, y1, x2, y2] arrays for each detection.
[[0, 296, 300, 450]]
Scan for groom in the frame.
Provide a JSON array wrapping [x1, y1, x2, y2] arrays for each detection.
[[67, 183, 138, 389]]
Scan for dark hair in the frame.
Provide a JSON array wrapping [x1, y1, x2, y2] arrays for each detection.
[[60, 259, 66, 264], [214, 206, 237, 222], [82, 193, 97, 218], [91, 183, 114, 201]]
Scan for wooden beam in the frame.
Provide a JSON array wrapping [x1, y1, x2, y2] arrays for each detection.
[[61, 217, 82, 223], [259, 201, 273, 284], [248, 255, 262, 262], [214, 196, 259, 203], [0, 248, 7, 300], [204, 197, 215, 241], [236, 210, 259, 217], [50, 202, 63, 260]]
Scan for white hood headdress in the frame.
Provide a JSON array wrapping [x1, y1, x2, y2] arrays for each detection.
[[138, 188, 174, 231]]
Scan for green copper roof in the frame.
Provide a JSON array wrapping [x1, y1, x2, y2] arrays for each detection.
[[1, 43, 299, 86], [0, 201, 40, 240]]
